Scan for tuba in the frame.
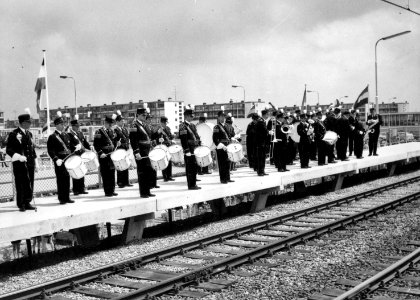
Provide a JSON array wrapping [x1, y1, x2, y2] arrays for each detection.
[[281, 124, 293, 134]]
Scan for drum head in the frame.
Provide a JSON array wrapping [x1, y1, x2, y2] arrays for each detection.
[[227, 143, 241, 152], [81, 151, 95, 160], [196, 122, 215, 150], [65, 156, 82, 168], [149, 149, 166, 161], [168, 145, 182, 154], [111, 149, 127, 160], [194, 146, 210, 157], [155, 145, 169, 152]]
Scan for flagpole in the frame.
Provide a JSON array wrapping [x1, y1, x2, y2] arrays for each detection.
[[43, 50, 51, 135]]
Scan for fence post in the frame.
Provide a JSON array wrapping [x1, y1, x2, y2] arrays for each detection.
[[10, 161, 16, 203]]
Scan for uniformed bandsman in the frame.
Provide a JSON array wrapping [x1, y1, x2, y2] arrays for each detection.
[[297, 110, 311, 168], [245, 115, 257, 170], [47, 111, 78, 204], [114, 110, 133, 188], [266, 109, 277, 165], [157, 116, 175, 182], [179, 106, 201, 190], [336, 109, 351, 161], [197, 113, 211, 175], [348, 109, 356, 156], [145, 112, 159, 189], [353, 110, 366, 159], [313, 108, 327, 166], [273, 112, 289, 172], [68, 115, 92, 195], [254, 111, 269, 176], [308, 111, 317, 160], [366, 106, 383, 156], [324, 107, 338, 164], [6, 108, 38, 211], [129, 105, 155, 198], [224, 113, 240, 171], [94, 114, 118, 197], [212, 110, 234, 184]]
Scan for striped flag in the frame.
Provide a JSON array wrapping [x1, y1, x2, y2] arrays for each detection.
[[246, 104, 256, 118], [353, 85, 369, 110], [35, 59, 46, 113]]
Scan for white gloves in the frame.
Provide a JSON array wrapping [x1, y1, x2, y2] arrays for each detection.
[[12, 153, 21, 162], [19, 155, 27, 162], [217, 143, 224, 150], [230, 137, 238, 143], [159, 138, 164, 143], [90, 146, 95, 151], [186, 152, 192, 157], [359, 131, 363, 135], [269, 130, 274, 135], [75, 144, 82, 151], [100, 153, 107, 159], [135, 153, 141, 160], [56, 159, 63, 166]]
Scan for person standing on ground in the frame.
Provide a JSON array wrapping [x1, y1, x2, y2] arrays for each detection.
[[114, 110, 132, 188], [367, 106, 383, 156]]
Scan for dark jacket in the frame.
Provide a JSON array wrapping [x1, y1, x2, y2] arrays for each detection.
[[179, 121, 201, 154], [6, 127, 37, 167], [47, 130, 75, 164], [255, 117, 268, 146], [68, 129, 91, 154], [336, 116, 351, 139], [366, 114, 383, 133], [129, 120, 152, 157], [213, 122, 230, 147], [297, 121, 311, 144], [114, 126, 130, 150]]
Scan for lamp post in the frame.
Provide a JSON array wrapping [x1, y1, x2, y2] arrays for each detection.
[[307, 90, 319, 107], [232, 85, 245, 118], [375, 30, 410, 113], [60, 76, 77, 115]]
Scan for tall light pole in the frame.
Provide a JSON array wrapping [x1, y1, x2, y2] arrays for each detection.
[[232, 85, 245, 118], [60, 76, 77, 115], [375, 30, 410, 113], [307, 90, 319, 107]]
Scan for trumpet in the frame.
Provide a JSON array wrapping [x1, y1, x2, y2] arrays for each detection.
[[281, 124, 293, 134]]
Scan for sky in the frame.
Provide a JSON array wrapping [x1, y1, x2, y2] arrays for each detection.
[[0, 0, 419, 120]]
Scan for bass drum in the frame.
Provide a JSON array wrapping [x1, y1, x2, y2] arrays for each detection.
[[196, 122, 216, 150], [290, 123, 300, 143]]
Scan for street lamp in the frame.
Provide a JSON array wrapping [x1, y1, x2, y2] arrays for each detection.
[[307, 90, 319, 107], [60, 76, 77, 115], [232, 85, 245, 118], [375, 30, 410, 113]]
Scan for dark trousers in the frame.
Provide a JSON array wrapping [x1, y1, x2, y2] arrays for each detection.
[[327, 143, 336, 162], [287, 140, 296, 164], [368, 133, 379, 155], [198, 166, 209, 175], [309, 139, 317, 160], [269, 143, 275, 164], [136, 157, 152, 196], [12, 162, 33, 208], [55, 164, 71, 202], [150, 168, 157, 187], [185, 155, 197, 188], [117, 169, 130, 187], [162, 161, 172, 180], [336, 137, 348, 160], [274, 143, 287, 170], [216, 149, 230, 183], [298, 142, 310, 167], [255, 146, 266, 175], [246, 142, 255, 168], [100, 164, 115, 195], [317, 139, 327, 165], [348, 132, 354, 155], [354, 136, 364, 158], [72, 177, 86, 194]]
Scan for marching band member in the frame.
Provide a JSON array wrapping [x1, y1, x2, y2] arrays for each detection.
[[254, 110, 269, 176], [224, 113, 239, 171], [286, 112, 297, 165], [94, 114, 119, 197], [197, 113, 211, 175], [308, 111, 317, 161], [179, 106, 201, 190], [129, 106, 155, 198], [297, 110, 312, 168], [267, 109, 277, 165], [246, 115, 257, 170], [313, 108, 327, 166], [324, 107, 338, 164], [145, 112, 159, 189], [6, 109, 38, 211], [114, 110, 133, 188], [348, 109, 356, 156], [68, 115, 92, 195], [273, 112, 289, 172], [47, 112, 78, 204], [335, 109, 350, 161], [213, 110, 234, 184], [157, 116, 175, 182], [353, 110, 366, 159], [367, 106, 383, 156]]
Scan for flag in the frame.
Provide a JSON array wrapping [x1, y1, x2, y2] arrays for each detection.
[[42, 123, 48, 133], [334, 99, 340, 107], [246, 104, 256, 118], [353, 85, 369, 110], [301, 86, 307, 110], [35, 59, 46, 113]]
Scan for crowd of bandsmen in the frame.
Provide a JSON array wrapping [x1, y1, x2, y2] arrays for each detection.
[[5, 104, 382, 211]]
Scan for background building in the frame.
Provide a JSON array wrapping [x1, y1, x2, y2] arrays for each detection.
[[0, 109, 4, 130]]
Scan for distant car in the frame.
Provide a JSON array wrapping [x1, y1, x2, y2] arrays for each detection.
[[398, 132, 414, 142]]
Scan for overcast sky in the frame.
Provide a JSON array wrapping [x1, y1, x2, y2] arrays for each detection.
[[1, 0, 419, 119]]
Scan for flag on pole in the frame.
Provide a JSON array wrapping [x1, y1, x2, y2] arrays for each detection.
[[35, 59, 46, 113], [353, 85, 369, 110], [301, 86, 307, 110], [334, 99, 340, 107], [246, 104, 256, 118]]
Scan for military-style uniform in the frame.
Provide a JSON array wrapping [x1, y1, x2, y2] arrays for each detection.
[[144, 122, 158, 189], [245, 121, 256, 169], [297, 120, 311, 168], [179, 121, 201, 188], [335, 114, 350, 161], [68, 128, 91, 194], [212, 122, 231, 183], [255, 116, 268, 175], [323, 113, 337, 163], [129, 119, 154, 197], [94, 127, 117, 196], [354, 117, 366, 158], [367, 113, 383, 156], [6, 127, 37, 209], [313, 117, 327, 165], [266, 117, 276, 165], [287, 117, 299, 165], [47, 130, 75, 203], [156, 125, 174, 181], [348, 114, 356, 156], [273, 119, 288, 171], [114, 125, 131, 187]]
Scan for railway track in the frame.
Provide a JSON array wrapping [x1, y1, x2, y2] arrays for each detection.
[[2, 176, 420, 300]]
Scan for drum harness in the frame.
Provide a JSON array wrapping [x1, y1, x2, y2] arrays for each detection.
[[100, 127, 118, 156], [185, 123, 200, 155]]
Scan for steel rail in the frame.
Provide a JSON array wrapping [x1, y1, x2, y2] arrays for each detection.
[[1, 176, 419, 300]]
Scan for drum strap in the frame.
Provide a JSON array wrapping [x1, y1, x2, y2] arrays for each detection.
[[100, 127, 114, 145], [185, 123, 197, 142], [70, 129, 80, 142], [218, 123, 230, 140], [55, 132, 70, 153], [136, 122, 150, 141]]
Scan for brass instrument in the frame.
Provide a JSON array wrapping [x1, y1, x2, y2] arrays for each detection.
[[365, 119, 379, 136], [281, 124, 293, 134]]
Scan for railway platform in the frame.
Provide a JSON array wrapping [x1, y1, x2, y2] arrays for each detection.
[[0, 143, 419, 247]]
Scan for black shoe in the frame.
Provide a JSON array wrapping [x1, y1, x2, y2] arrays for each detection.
[[228, 180, 235, 182], [373, 153, 378, 156], [73, 193, 80, 196], [278, 169, 286, 172], [112, 193, 118, 196], [196, 179, 201, 182], [19, 207, 26, 212], [318, 163, 325, 166], [258, 173, 265, 176], [221, 181, 228, 184], [105, 194, 113, 197], [189, 186, 201, 190], [164, 179, 169, 182], [204, 171, 212, 174], [140, 194, 149, 198], [357, 156, 363, 159], [263, 173, 269, 176], [153, 186, 160, 189], [81, 191, 89, 194], [341, 158, 349, 161], [285, 169, 290, 171], [25, 204, 36, 210], [147, 193, 156, 197], [301, 166, 311, 169], [118, 185, 125, 188], [59, 201, 67, 205], [197, 172, 203, 175], [328, 160, 337, 164], [168, 178, 175, 181], [368, 154, 372, 156], [126, 184, 134, 187], [66, 199, 75, 203]]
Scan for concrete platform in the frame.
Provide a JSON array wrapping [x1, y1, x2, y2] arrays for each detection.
[[0, 142, 419, 244]]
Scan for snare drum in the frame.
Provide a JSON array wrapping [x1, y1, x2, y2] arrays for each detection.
[[149, 148, 169, 171], [81, 151, 99, 172], [194, 146, 212, 167], [322, 130, 338, 145], [168, 145, 184, 164], [64, 155, 88, 179], [154, 144, 171, 161], [110, 149, 130, 171], [226, 143, 244, 162], [128, 150, 136, 169]]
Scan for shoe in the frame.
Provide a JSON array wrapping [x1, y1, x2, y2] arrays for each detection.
[[278, 169, 286, 172], [59, 201, 67, 205], [373, 154, 378, 156], [328, 160, 337, 164], [196, 179, 201, 182], [81, 191, 89, 194], [66, 199, 75, 203], [301, 166, 311, 169], [258, 173, 264, 176], [118, 185, 125, 188], [285, 169, 290, 171], [140, 195, 149, 198], [105, 194, 113, 197], [147, 193, 156, 197], [341, 158, 349, 161], [112, 193, 118, 196], [368, 154, 372, 156], [197, 172, 203, 175], [168, 178, 175, 181], [19, 207, 26, 212], [126, 184, 134, 187], [357, 156, 363, 159], [318, 163, 325, 166], [164, 179, 169, 182], [188, 186, 201, 190], [25, 204, 36, 210], [153, 186, 160, 189], [221, 181, 228, 184], [263, 173, 269, 176], [73, 193, 80, 196], [228, 180, 235, 182]]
